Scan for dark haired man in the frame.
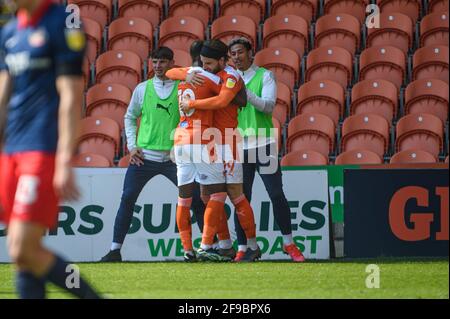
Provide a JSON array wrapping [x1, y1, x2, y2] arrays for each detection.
[[228, 37, 305, 262], [174, 40, 261, 262], [100, 47, 205, 262]]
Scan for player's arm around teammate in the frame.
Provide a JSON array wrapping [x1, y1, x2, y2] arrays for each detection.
[[167, 41, 236, 261], [179, 40, 261, 262], [100, 47, 206, 262], [228, 37, 305, 262]]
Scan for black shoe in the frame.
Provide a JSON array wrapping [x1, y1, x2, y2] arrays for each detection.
[[197, 248, 230, 262], [218, 247, 236, 261], [100, 249, 122, 262], [184, 251, 198, 262], [238, 247, 262, 262]]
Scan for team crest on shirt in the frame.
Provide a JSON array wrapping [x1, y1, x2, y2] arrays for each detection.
[[64, 29, 86, 52], [179, 88, 196, 117], [28, 29, 47, 48], [226, 78, 236, 89]]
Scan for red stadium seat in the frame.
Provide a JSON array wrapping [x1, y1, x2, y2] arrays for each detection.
[[359, 45, 406, 90], [323, 0, 368, 24], [420, 12, 449, 47], [281, 150, 329, 166], [72, 153, 112, 167], [82, 17, 102, 64], [296, 79, 345, 126], [254, 47, 300, 89], [263, 15, 309, 59], [413, 46, 449, 83], [77, 117, 121, 164], [95, 50, 142, 91], [306, 46, 353, 89], [118, 0, 163, 28], [68, 0, 112, 29], [405, 79, 449, 123], [147, 49, 192, 78], [86, 83, 132, 130], [219, 0, 265, 25], [376, 0, 421, 23], [108, 17, 153, 62], [273, 82, 292, 124], [118, 154, 131, 167], [168, 0, 214, 27], [367, 12, 414, 54], [335, 149, 383, 164], [211, 15, 257, 50], [315, 13, 361, 56], [287, 113, 335, 156], [428, 0, 449, 14], [390, 149, 437, 164], [350, 79, 398, 123], [396, 113, 444, 159], [341, 113, 390, 157], [159, 16, 205, 52], [271, 0, 318, 24]]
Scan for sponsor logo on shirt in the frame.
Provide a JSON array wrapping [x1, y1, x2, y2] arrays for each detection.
[[28, 29, 47, 48], [64, 28, 85, 52], [226, 78, 236, 89]]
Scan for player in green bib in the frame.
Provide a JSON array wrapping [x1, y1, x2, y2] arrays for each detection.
[[228, 38, 305, 262], [100, 47, 205, 262]]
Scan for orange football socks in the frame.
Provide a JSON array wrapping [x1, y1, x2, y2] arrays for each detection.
[[201, 192, 227, 250], [176, 197, 193, 252]]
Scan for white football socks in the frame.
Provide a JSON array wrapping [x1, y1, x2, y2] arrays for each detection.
[[282, 234, 294, 245], [111, 243, 122, 251], [238, 245, 247, 252], [247, 238, 258, 250], [219, 239, 233, 250], [201, 243, 212, 250]]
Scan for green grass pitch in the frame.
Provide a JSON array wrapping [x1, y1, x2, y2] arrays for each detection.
[[0, 258, 448, 299]]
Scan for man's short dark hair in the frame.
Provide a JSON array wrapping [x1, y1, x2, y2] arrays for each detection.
[[151, 46, 174, 60], [201, 39, 229, 61], [228, 37, 253, 52], [190, 40, 204, 60]]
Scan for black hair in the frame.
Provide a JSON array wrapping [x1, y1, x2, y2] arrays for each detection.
[[228, 37, 253, 52], [190, 40, 204, 66], [201, 39, 229, 61], [151, 46, 174, 60]]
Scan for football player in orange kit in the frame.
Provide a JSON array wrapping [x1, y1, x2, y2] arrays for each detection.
[[167, 41, 235, 262], [176, 40, 261, 262]]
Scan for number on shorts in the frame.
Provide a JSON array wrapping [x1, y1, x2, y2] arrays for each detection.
[[224, 160, 235, 176], [15, 175, 40, 205]]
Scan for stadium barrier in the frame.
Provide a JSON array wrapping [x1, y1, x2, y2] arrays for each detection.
[[0, 168, 331, 262], [344, 168, 449, 258]]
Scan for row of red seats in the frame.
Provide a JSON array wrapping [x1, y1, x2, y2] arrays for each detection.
[[72, 110, 449, 167], [280, 148, 450, 165], [66, 0, 449, 29], [72, 115, 281, 167], [74, 103, 449, 168], [73, 146, 450, 167], [284, 112, 447, 162], [81, 10, 449, 72], [83, 75, 449, 135], [83, 42, 449, 100]]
